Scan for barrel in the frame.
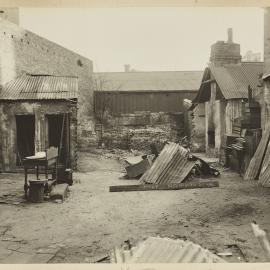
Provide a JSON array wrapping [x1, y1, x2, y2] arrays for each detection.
[[28, 180, 46, 203]]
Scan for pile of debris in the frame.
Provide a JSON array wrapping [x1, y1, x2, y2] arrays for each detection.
[[244, 124, 270, 186], [110, 142, 220, 192], [110, 236, 226, 263]]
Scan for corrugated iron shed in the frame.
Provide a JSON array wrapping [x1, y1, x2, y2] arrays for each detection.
[[0, 73, 78, 100], [111, 237, 226, 263], [94, 70, 203, 92], [193, 62, 263, 103]]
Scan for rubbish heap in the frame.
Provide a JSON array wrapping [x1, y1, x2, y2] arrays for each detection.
[[110, 142, 220, 192]]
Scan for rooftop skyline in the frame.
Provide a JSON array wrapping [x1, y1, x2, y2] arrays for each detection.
[[19, 7, 264, 72]]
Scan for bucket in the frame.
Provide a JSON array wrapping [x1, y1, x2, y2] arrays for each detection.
[[28, 180, 46, 203]]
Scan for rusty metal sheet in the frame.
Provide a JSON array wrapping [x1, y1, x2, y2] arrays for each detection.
[[0, 73, 78, 100], [244, 124, 270, 181], [112, 237, 226, 263]]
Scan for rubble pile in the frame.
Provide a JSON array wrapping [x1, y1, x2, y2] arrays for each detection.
[[110, 141, 220, 192]]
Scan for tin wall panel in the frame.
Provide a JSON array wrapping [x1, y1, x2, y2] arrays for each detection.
[[94, 91, 197, 114]]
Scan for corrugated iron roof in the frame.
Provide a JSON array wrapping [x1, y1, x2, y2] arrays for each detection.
[[111, 237, 226, 263], [193, 62, 263, 103], [0, 73, 78, 100], [140, 142, 195, 184], [94, 71, 203, 92]]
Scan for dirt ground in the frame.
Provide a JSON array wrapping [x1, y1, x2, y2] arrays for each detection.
[[1, 149, 270, 263]]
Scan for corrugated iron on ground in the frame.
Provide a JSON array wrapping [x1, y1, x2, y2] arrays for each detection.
[[110, 237, 226, 263], [139, 142, 194, 184]]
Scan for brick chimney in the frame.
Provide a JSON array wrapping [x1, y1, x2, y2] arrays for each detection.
[[210, 28, 241, 66], [124, 64, 130, 72], [227, 28, 233, 43]]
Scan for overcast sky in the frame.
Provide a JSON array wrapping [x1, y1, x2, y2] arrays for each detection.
[[20, 7, 264, 72]]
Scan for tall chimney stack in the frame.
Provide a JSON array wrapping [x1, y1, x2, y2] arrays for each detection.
[[124, 64, 130, 72], [227, 28, 233, 43]]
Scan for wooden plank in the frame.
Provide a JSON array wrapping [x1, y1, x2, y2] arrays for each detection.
[[109, 181, 219, 192], [244, 124, 270, 181], [259, 140, 270, 186]]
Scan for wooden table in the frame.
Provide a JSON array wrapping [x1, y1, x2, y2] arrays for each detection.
[[23, 147, 58, 199]]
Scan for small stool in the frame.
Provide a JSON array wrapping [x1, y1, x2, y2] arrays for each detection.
[[28, 180, 47, 203]]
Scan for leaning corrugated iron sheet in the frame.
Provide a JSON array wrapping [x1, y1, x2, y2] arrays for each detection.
[[111, 237, 226, 263], [140, 142, 195, 184], [0, 73, 78, 100]]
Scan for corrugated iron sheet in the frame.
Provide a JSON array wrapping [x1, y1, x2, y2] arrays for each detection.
[[244, 124, 270, 181], [194, 62, 263, 103], [140, 142, 195, 184], [94, 71, 203, 91], [94, 91, 197, 114], [0, 73, 78, 100], [112, 237, 226, 263]]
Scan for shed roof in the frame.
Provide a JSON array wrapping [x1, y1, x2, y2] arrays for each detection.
[[94, 71, 203, 92], [0, 73, 78, 100], [193, 62, 263, 103]]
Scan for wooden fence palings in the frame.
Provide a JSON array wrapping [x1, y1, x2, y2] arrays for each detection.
[[109, 181, 219, 192], [244, 124, 270, 181]]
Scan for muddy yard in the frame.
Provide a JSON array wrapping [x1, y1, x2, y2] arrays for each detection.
[[1, 149, 270, 263]]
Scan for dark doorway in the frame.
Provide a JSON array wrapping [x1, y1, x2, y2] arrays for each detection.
[[47, 114, 70, 166], [16, 115, 35, 165], [208, 130, 215, 147]]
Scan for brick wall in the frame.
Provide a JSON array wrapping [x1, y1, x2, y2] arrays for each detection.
[[0, 19, 95, 147], [210, 41, 241, 66]]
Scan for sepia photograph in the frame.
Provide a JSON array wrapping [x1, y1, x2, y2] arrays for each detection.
[[0, 0, 270, 267]]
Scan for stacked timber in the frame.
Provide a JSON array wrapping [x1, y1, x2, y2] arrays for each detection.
[[244, 124, 270, 187]]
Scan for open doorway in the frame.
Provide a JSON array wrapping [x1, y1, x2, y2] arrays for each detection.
[[46, 114, 70, 166], [16, 115, 35, 165]]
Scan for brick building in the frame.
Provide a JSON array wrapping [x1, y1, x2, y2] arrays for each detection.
[[0, 11, 94, 171]]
